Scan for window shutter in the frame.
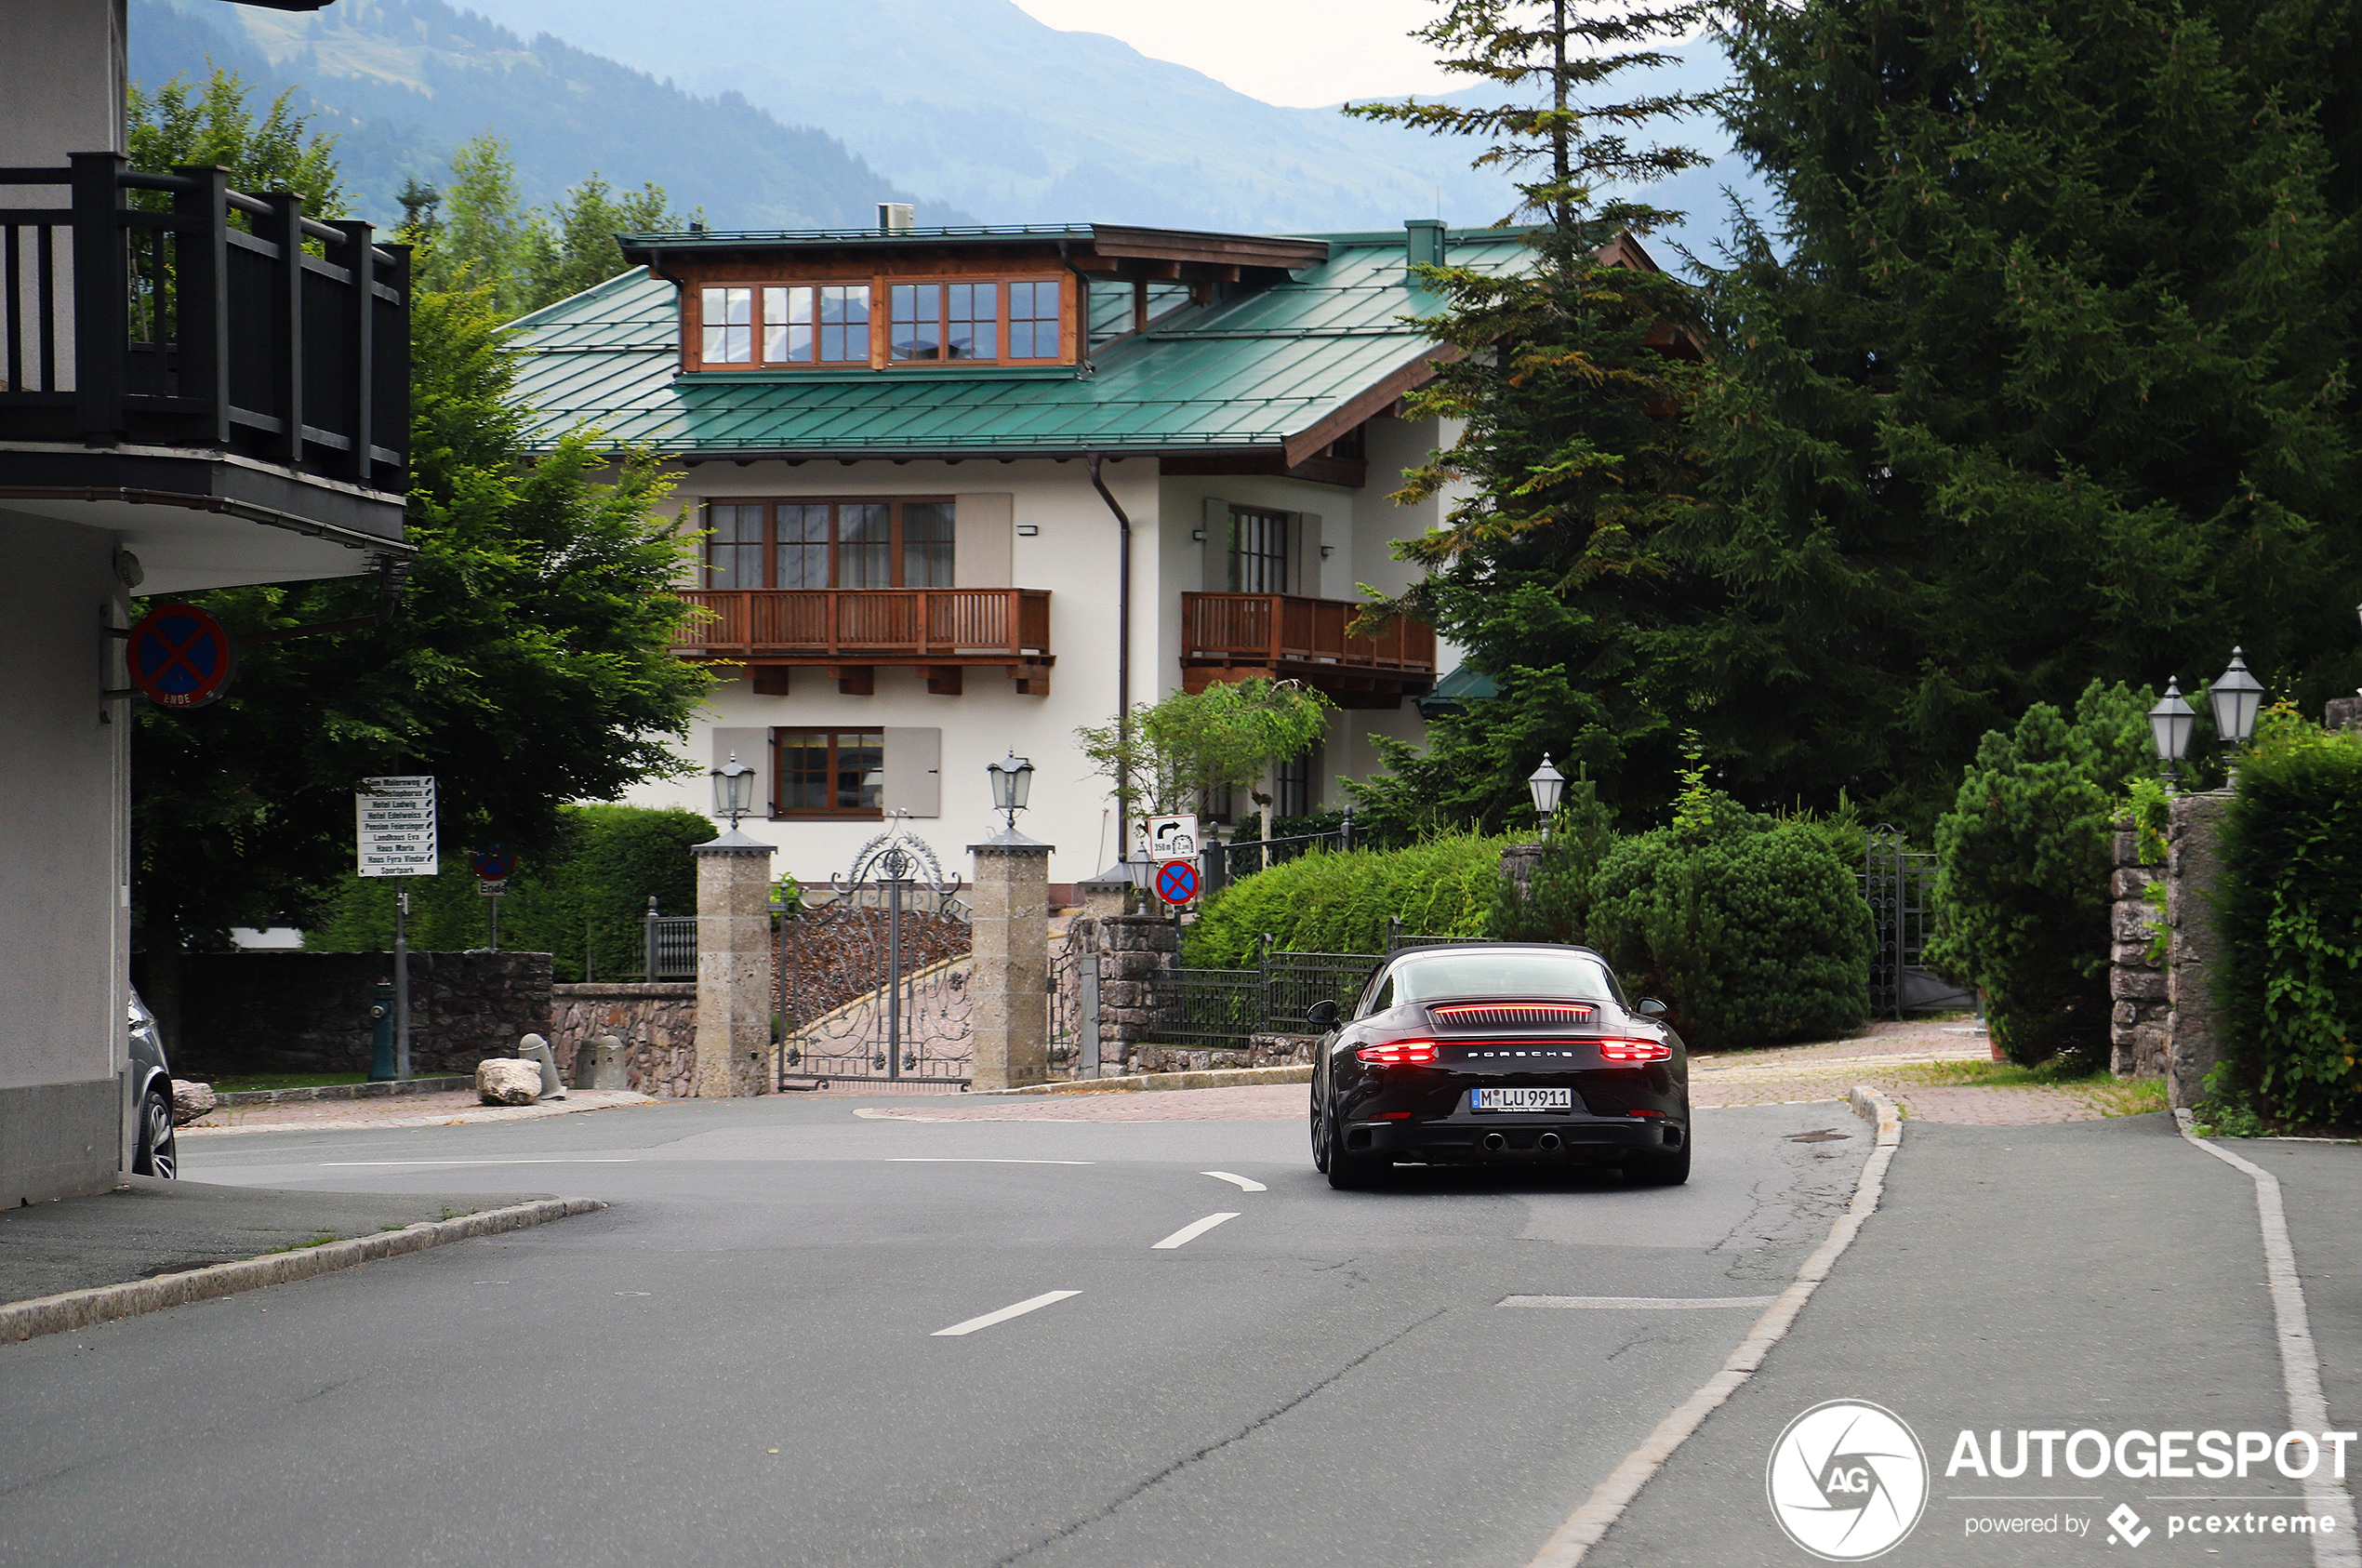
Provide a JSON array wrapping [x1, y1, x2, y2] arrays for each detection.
[[882, 727, 942, 817], [1296, 512, 1323, 597], [1201, 497, 1230, 591], [711, 727, 767, 813], [953, 494, 1013, 588]]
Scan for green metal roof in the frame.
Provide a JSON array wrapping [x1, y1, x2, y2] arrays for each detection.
[[505, 227, 1536, 458]]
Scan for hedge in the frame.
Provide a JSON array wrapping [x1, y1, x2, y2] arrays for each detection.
[[1182, 834, 1503, 966], [306, 804, 711, 977], [2218, 726, 2362, 1126]]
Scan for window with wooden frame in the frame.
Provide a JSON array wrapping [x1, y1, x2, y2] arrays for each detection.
[[774, 729, 884, 817], [701, 499, 956, 589], [697, 285, 870, 368], [888, 277, 1064, 364], [1228, 507, 1291, 593]]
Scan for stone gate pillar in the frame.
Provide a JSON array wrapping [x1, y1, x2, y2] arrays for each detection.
[[969, 828, 1052, 1091], [693, 827, 776, 1097], [2166, 790, 2234, 1110]]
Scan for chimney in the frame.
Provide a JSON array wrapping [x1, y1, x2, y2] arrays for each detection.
[[1404, 218, 1446, 279], [877, 202, 915, 235]]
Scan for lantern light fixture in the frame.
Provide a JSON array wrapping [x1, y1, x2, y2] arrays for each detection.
[[2148, 678, 2195, 788], [1528, 754, 1566, 835], [710, 752, 756, 828], [2210, 647, 2265, 751], [987, 750, 1035, 832]]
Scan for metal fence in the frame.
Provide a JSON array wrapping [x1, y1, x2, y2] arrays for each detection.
[[1863, 826, 1977, 1018], [1147, 926, 1480, 1047], [643, 899, 697, 980], [1201, 816, 1357, 899]]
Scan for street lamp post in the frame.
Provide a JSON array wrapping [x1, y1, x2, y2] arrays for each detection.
[[2148, 678, 2195, 791], [1528, 754, 1566, 839], [710, 752, 757, 828], [2209, 648, 2265, 781], [987, 750, 1035, 833]]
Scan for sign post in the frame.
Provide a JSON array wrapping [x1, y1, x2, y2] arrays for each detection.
[[358, 777, 438, 1081], [469, 847, 516, 953]]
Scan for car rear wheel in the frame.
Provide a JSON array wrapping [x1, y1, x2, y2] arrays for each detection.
[[1624, 1141, 1689, 1187], [134, 1087, 178, 1180], [1309, 1089, 1330, 1173], [1323, 1107, 1387, 1190]]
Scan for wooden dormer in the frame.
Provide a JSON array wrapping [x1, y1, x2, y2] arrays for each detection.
[[619, 222, 1331, 377]]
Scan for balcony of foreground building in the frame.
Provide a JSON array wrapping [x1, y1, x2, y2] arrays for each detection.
[[1180, 591, 1436, 708], [0, 153, 410, 562], [671, 587, 1054, 696]]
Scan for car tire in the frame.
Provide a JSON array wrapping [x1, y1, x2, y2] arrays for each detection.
[[1624, 1141, 1689, 1187], [1309, 1088, 1331, 1174], [1323, 1108, 1386, 1191], [134, 1086, 178, 1180]]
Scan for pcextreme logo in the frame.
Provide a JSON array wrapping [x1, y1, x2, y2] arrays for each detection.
[[1768, 1400, 1931, 1561]]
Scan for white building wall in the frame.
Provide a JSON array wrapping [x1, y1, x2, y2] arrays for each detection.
[[0, 508, 130, 1204]]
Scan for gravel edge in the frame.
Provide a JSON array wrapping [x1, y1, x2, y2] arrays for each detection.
[[1, 1196, 605, 1346]]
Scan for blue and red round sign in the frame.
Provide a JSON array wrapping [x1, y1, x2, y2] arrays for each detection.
[[1154, 858, 1200, 907], [126, 604, 236, 709], [469, 848, 518, 882]]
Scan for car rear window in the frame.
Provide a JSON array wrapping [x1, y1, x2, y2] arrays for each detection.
[[1390, 951, 1622, 1005]]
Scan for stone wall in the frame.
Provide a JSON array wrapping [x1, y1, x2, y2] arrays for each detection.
[[2106, 820, 2170, 1078], [2166, 790, 2236, 1110], [1090, 914, 1178, 1052], [154, 951, 553, 1079], [1125, 1032, 1318, 1076], [550, 983, 698, 1097]]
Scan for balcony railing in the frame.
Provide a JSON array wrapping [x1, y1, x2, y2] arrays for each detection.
[[0, 153, 408, 490], [1180, 591, 1436, 705], [673, 588, 1052, 661]]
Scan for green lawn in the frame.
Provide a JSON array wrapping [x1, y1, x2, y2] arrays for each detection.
[[1902, 1059, 2170, 1116]]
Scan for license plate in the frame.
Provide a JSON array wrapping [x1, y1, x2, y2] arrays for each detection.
[[1471, 1086, 1572, 1113]]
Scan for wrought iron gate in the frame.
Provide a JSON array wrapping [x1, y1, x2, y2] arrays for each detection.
[[776, 822, 974, 1088], [1862, 826, 1976, 1017]]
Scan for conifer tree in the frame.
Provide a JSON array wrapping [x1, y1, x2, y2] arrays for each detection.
[[1342, 0, 1723, 835], [1676, 0, 2362, 829]]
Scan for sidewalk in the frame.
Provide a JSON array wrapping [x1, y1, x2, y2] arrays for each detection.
[[1579, 1112, 2357, 1565], [178, 1086, 654, 1136], [0, 1177, 557, 1303]]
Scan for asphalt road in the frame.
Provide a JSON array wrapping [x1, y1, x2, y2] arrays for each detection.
[[0, 1094, 1867, 1568]]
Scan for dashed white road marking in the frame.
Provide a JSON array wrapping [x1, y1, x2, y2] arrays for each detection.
[[1201, 1171, 1267, 1192], [1151, 1212, 1241, 1249], [1500, 1295, 1777, 1310], [321, 1159, 636, 1166], [886, 1158, 1095, 1165], [931, 1290, 1081, 1337]]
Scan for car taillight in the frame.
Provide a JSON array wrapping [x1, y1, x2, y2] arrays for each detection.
[[1357, 1040, 1440, 1066], [1598, 1038, 1672, 1063]]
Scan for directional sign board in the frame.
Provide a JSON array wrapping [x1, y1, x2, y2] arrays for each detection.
[[356, 776, 438, 878], [1146, 814, 1200, 860], [126, 603, 236, 709], [1154, 857, 1200, 907]]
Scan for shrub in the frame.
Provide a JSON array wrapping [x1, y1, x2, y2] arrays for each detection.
[[2217, 723, 2362, 1127], [1586, 807, 1872, 1050], [1926, 681, 2154, 1068], [1484, 775, 1615, 943], [1184, 834, 1503, 966]]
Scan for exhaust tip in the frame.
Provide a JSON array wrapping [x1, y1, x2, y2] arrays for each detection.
[[1483, 1132, 1507, 1151], [1538, 1132, 1561, 1151]]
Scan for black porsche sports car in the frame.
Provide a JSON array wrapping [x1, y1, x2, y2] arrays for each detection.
[[1307, 943, 1689, 1189]]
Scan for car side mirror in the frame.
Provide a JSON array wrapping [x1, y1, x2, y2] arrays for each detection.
[[1307, 999, 1340, 1029], [1636, 998, 1668, 1018]]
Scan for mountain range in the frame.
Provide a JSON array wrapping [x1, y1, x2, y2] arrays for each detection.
[[135, 0, 1764, 256]]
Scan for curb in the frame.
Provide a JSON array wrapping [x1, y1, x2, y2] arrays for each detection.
[[209, 1076, 471, 1107], [1524, 1084, 1904, 1568], [975, 1065, 1313, 1096], [1, 1196, 604, 1346], [180, 1089, 656, 1138]]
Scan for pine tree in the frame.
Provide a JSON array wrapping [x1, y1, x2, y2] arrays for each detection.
[[1341, 0, 1724, 836], [1675, 0, 2362, 831]]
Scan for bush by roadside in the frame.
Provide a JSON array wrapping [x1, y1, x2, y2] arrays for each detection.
[[1182, 835, 1502, 966]]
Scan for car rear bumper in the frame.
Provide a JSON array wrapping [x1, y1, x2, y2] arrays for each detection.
[[1346, 1115, 1684, 1162]]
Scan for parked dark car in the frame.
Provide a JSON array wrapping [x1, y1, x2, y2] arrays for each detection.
[[127, 990, 178, 1179], [1307, 943, 1689, 1189]]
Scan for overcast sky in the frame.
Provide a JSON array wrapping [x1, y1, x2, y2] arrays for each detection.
[[1007, 0, 1460, 107]]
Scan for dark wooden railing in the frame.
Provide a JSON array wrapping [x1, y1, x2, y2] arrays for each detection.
[[0, 152, 408, 490], [1181, 591, 1436, 675], [673, 588, 1052, 660]]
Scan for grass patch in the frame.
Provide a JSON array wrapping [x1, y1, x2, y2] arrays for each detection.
[[1901, 1060, 2170, 1116], [205, 1072, 378, 1093], [262, 1231, 342, 1254]]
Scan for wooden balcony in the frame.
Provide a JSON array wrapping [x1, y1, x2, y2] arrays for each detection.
[[1180, 592, 1436, 709], [671, 588, 1053, 696]]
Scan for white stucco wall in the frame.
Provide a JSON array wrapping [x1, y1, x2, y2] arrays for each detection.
[[0, 508, 130, 1202]]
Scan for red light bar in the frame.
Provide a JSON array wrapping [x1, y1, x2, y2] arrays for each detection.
[[1430, 1002, 1597, 1027], [1598, 1038, 1673, 1063], [1357, 1040, 1440, 1066]]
